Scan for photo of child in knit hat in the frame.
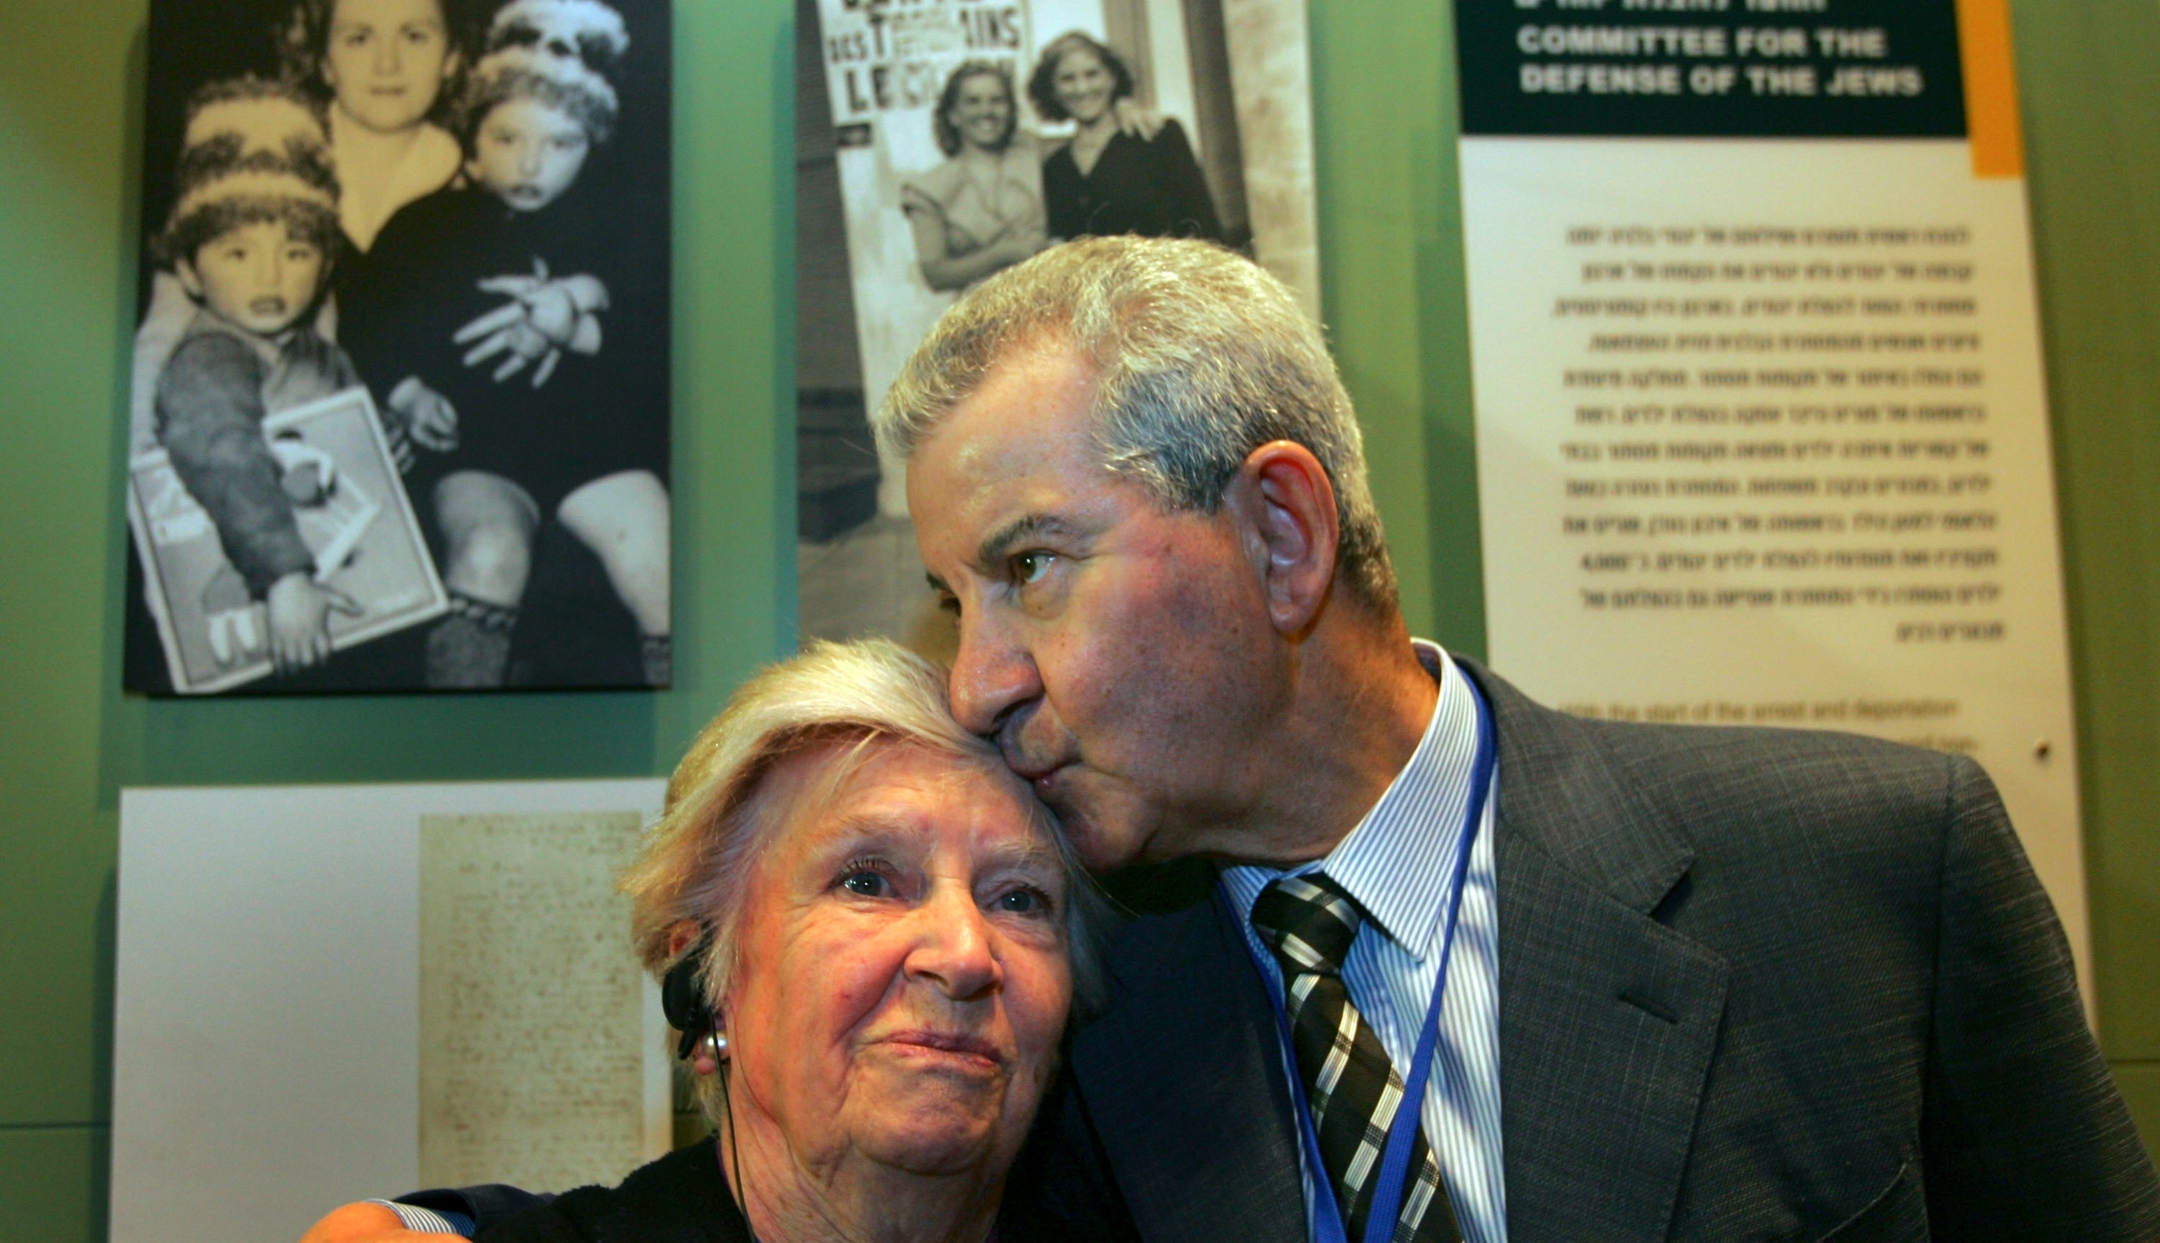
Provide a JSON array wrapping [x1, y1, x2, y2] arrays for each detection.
[[340, 0, 670, 690], [125, 76, 449, 693], [122, 0, 670, 695]]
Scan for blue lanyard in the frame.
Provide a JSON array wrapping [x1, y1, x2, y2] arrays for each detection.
[[1232, 681, 1496, 1243]]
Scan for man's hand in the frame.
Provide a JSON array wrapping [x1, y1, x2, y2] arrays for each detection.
[[387, 377, 459, 453], [265, 572, 362, 674], [298, 1201, 462, 1242]]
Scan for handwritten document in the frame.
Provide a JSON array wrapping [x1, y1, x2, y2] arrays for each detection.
[[420, 812, 647, 1191]]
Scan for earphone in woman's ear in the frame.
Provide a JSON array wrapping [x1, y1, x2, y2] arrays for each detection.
[[662, 929, 717, 1061]]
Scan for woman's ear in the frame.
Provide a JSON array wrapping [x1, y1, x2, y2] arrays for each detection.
[[1227, 440, 1339, 637], [665, 919, 702, 959]]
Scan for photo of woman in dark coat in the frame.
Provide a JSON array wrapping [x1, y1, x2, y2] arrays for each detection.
[[1029, 31, 1222, 245]]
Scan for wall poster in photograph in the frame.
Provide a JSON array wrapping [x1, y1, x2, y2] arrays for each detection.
[[796, 0, 1321, 652], [123, 0, 672, 695], [111, 779, 670, 1243], [1454, 2, 2092, 995]]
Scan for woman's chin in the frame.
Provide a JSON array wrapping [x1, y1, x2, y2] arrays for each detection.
[[854, 1106, 1003, 1176], [846, 1063, 1026, 1175]]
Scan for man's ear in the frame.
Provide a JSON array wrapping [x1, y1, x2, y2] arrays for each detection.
[[174, 257, 204, 300], [1228, 440, 1339, 637]]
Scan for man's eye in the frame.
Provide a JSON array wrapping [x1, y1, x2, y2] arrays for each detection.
[[840, 870, 891, 897], [1013, 552, 1055, 585]]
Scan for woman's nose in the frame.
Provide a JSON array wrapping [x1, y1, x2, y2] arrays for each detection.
[[904, 886, 999, 1002], [947, 613, 1042, 739]]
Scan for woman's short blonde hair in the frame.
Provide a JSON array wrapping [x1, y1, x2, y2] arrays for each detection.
[[622, 639, 1105, 1111]]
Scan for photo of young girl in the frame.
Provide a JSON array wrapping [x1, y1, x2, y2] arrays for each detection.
[[123, 0, 671, 695]]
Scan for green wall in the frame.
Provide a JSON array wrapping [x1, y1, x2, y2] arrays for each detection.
[[1, 1, 2153, 1235]]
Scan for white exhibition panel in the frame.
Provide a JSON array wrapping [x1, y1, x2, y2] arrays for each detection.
[[1460, 136, 2088, 999], [112, 779, 667, 1243]]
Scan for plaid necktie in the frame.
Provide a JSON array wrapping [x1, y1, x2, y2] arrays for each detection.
[[1250, 874, 1462, 1243]]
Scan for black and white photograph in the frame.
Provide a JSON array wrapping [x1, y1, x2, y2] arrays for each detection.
[[122, 0, 672, 695], [795, 0, 1320, 652]]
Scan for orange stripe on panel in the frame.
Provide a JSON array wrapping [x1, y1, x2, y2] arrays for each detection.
[[1956, 0, 2026, 178]]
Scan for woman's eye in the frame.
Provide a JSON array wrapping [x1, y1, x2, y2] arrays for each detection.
[[996, 887, 1050, 915], [840, 870, 890, 897]]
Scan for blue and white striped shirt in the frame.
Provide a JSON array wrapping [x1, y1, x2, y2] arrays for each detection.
[[1220, 641, 1507, 1243]]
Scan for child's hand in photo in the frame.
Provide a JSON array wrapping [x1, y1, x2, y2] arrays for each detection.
[[265, 572, 361, 674], [388, 376, 460, 453]]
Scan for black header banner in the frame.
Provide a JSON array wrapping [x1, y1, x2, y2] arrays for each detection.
[[1457, 0, 1966, 138]]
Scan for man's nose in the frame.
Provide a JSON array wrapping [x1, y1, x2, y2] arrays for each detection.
[[947, 610, 1042, 739], [904, 884, 999, 1002]]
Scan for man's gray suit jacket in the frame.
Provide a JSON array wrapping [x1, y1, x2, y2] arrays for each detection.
[[1035, 662, 2160, 1242]]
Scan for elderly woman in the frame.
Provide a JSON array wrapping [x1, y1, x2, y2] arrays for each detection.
[[301, 638, 1102, 1243], [1030, 32, 1222, 245]]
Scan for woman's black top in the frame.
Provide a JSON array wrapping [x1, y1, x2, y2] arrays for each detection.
[[476, 1137, 746, 1243], [1042, 118, 1223, 243], [473, 1135, 1081, 1243]]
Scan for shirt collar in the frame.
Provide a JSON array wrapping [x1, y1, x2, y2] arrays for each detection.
[[1251, 640, 1485, 961]]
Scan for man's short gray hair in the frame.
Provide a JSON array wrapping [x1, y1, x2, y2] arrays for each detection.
[[621, 639, 1107, 1124], [876, 235, 1397, 610]]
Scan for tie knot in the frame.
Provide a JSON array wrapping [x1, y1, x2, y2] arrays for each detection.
[[1250, 873, 1365, 977]]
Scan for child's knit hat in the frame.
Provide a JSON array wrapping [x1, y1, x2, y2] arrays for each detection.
[[159, 124, 340, 266], [181, 77, 328, 161], [486, 0, 629, 71], [458, 44, 621, 146]]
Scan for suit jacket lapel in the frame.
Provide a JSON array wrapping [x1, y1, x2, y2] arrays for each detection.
[[1072, 893, 1308, 1243], [1462, 661, 1732, 1243]]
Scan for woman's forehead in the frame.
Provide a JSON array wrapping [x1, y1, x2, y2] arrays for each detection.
[[782, 744, 1051, 858], [333, 0, 445, 29]]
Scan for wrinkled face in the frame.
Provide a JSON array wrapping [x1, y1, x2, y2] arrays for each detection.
[[725, 744, 1072, 1178], [1052, 47, 1116, 125], [180, 222, 325, 336], [467, 98, 591, 212], [323, 0, 456, 135], [948, 72, 1014, 152], [908, 344, 1285, 871]]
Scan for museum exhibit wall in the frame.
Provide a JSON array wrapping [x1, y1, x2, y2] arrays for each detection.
[[1, 0, 2154, 1235]]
